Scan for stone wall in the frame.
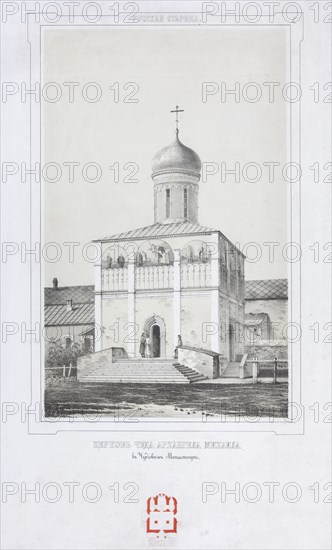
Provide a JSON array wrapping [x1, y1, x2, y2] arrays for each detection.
[[101, 295, 128, 350], [77, 347, 127, 380], [245, 340, 288, 361], [177, 346, 220, 379], [181, 293, 212, 350]]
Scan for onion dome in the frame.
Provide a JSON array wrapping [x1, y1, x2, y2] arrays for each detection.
[[152, 131, 201, 176]]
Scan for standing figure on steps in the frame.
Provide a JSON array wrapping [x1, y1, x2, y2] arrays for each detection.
[[139, 332, 146, 357], [145, 334, 151, 358], [174, 335, 183, 359]]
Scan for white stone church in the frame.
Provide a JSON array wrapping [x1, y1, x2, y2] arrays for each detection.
[[92, 122, 245, 364]]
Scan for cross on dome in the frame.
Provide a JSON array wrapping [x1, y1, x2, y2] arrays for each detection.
[[151, 108, 201, 177], [170, 105, 184, 136]]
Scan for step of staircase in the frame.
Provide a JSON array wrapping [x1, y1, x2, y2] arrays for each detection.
[[115, 358, 174, 363], [174, 364, 208, 383], [82, 377, 189, 384], [78, 358, 190, 384]]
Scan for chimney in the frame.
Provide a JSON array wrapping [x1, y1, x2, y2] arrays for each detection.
[[52, 277, 58, 290], [66, 299, 73, 312]]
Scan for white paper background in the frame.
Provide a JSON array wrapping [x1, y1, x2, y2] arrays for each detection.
[[1, 2, 331, 549]]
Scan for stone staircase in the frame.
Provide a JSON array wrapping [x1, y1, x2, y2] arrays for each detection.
[[174, 363, 208, 383], [221, 355, 252, 379], [79, 358, 190, 384]]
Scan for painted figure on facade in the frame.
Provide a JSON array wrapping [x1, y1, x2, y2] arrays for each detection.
[[137, 252, 144, 267], [117, 255, 125, 268]]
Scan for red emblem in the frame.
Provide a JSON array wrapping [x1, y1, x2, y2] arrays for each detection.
[[146, 493, 178, 537]]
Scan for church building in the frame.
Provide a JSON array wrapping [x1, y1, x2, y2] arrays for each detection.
[[93, 111, 245, 362]]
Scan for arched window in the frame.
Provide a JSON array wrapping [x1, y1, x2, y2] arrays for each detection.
[[166, 188, 171, 217], [183, 188, 188, 218]]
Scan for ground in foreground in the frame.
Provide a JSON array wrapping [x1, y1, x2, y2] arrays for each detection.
[[45, 381, 288, 419]]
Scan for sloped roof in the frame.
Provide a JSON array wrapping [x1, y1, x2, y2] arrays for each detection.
[[96, 221, 217, 242], [45, 303, 94, 326], [245, 279, 287, 300], [44, 285, 94, 305]]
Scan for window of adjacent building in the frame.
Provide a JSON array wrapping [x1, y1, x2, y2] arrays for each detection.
[[184, 188, 188, 218], [166, 188, 171, 218], [84, 336, 92, 352]]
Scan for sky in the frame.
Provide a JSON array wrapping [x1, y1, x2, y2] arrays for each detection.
[[44, 26, 287, 286]]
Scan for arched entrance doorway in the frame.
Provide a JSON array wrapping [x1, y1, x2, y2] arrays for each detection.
[[151, 325, 161, 357], [143, 315, 166, 357], [229, 323, 235, 361]]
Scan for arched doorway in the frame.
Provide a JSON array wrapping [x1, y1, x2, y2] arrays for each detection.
[[151, 325, 161, 358], [229, 323, 235, 361], [143, 315, 166, 357]]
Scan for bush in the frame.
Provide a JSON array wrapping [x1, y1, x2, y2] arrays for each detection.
[[46, 338, 86, 379]]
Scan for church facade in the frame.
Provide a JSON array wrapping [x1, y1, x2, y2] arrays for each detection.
[[93, 126, 245, 361]]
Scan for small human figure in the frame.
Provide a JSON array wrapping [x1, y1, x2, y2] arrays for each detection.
[[145, 335, 151, 358], [107, 255, 112, 269], [117, 255, 125, 268], [199, 246, 205, 262], [137, 252, 143, 267], [157, 246, 166, 264], [189, 247, 194, 263], [139, 332, 146, 357], [174, 334, 182, 359]]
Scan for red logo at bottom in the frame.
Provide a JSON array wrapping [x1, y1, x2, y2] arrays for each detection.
[[146, 493, 178, 538]]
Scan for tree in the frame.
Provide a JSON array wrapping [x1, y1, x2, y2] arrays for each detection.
[[47, 338, 86, 369]]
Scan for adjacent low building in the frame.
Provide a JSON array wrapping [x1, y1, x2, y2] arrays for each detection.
[[44, 280, 95, 355], [244, 279, 288, 359]]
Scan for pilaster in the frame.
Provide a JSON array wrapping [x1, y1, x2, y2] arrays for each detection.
[[94, 242, 102, 352], [173, 248, 181, 349], [210, 233, 220, 353], [127, 257, 136, 357]]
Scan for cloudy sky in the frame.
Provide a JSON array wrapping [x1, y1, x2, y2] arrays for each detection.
[[44, 26, 287, 286]]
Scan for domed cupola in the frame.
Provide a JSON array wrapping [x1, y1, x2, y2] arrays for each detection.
[[152, 107, 201, 225]]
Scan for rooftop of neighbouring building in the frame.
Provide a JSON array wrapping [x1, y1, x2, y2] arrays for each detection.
[[244, 279, 288, 300], [45, 302, 95, 326], [44, 285, 94, 305]]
